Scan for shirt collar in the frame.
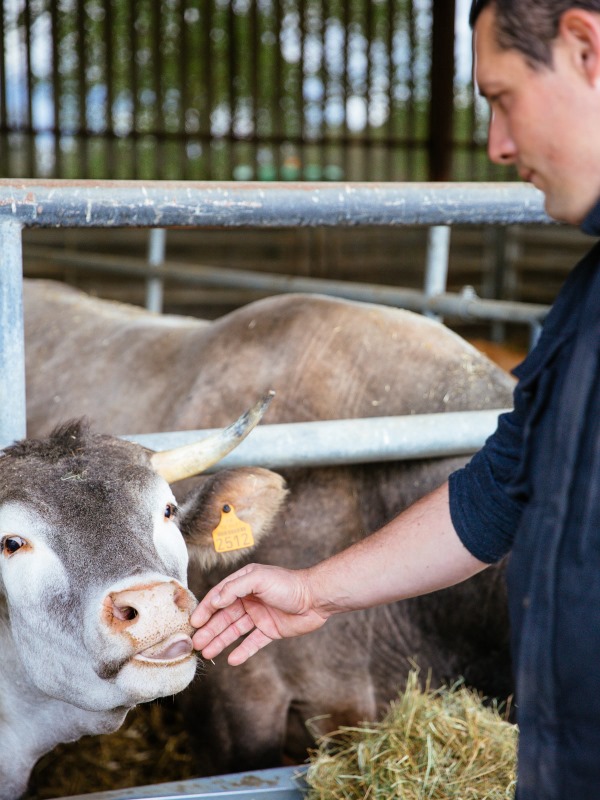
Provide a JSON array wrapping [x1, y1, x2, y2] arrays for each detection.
[[581, 197, 600, 236]]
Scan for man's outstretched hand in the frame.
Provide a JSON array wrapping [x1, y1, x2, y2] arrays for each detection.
[[191, 483, 486, 666], [191, 563, 328, 665]]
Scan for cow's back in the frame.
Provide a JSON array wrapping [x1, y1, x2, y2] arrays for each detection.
[[24, 280, 515, 435]]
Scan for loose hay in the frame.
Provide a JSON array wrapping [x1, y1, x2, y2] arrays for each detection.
[[23, 673, 516, 799], [304, 672, 517, 800]]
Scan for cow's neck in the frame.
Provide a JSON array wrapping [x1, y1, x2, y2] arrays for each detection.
[[0, 607, 128, 799]]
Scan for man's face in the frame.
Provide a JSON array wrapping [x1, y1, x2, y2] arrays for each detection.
[[474, 7, 600, 224]]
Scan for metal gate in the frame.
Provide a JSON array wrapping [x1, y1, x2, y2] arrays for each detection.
[[1, 178, 555, 799], [1, 179, 552, 457]]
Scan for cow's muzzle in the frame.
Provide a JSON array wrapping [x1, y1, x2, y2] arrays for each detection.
[[101, 579, 196, 666]]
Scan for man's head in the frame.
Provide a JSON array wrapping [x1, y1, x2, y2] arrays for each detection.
[[471, 0, 600, 225], [470, 2, 600, 67]]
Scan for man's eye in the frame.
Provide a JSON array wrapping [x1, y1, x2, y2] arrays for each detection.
[[1, 536, 28, 556], [489, 93, 507, 111], [164, 503, 178, 521]]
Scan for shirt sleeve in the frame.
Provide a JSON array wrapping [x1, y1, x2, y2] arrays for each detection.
[[448, 243, 591, 564], [448, 399, 527, 565]]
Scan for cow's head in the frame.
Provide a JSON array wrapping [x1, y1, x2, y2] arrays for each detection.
[[0, 396, 278, 715]]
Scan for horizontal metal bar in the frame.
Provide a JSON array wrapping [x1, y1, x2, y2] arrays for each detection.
[[2, 180, 552, 228], [125, 409, 512, 471], [52, 766, 307, 800], [26, 246, 549, 325]]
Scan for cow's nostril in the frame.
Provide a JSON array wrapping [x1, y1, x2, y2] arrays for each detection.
[[113, 604, 138, 622]]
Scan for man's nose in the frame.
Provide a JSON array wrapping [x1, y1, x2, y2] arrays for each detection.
[[487, 112, 517, 165]]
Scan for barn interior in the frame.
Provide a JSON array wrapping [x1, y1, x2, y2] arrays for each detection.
[[0, 1, 588, 798], [3, 0, 586, 360]]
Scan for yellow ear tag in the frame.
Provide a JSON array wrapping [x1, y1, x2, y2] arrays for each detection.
[[212, 504, 255, 553]]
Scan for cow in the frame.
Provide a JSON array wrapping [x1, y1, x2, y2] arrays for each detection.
[[22, 278, 517, 778], [0, 400, 275, 799]]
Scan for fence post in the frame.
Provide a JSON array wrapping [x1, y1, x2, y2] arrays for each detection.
[[0, 220, 26, 448], [424, 225, 451, 321], [145, 228, 167, 312]]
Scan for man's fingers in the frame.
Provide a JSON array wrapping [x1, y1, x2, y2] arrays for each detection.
[[191, 601, 247, 650], [190, 588, 229, 628], [190, 563, 302, 664], [227, 628, 273, 666], [197, 612, 256, 659], [190, 567, 260, 628]]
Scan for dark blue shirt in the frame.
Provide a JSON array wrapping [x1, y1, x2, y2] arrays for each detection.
[[448, 200, 600, 799]]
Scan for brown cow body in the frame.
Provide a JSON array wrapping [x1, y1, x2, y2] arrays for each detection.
[[23, 279, 516, 775]]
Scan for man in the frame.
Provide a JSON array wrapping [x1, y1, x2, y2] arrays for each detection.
[[192, 3, 600, 797]]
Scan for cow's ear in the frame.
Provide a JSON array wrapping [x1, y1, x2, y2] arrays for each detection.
[[179, 467, 288, 571]]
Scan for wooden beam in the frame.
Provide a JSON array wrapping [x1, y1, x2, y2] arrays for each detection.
[[428, 0, 457, 181]]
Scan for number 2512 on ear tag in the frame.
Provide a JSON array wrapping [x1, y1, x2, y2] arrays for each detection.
[[212, 504, 255, 553]]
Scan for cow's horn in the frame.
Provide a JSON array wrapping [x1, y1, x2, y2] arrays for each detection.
[[150, 391, 275, 483]]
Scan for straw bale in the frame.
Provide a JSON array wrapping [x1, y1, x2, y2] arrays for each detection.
[[304, 672, 517, 800]]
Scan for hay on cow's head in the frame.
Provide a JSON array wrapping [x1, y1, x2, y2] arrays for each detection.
[[304, 671, 517, 800]]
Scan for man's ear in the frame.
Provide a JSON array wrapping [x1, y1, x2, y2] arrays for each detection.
[[559, 9, 600, 86], [178, 467, 288, 572]]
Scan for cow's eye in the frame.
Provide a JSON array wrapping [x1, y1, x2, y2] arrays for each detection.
[[164, 503, 178, 521], [1, 536, 27, 557]]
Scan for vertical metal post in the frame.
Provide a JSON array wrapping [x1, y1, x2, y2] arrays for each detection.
[[0, 1, 6, 178], [145, 227, 166, 313], [424, 225, 451, 321], [0, 220, 26, 448]]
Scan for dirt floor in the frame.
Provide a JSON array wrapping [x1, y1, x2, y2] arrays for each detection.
[[24, 703, 202, 799]]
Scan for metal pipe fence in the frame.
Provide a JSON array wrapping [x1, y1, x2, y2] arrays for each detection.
[[126, 409, 512, 472], [23, 245, 550, 326], [1, 180, 552, 453], [2, 180, 551, 227]]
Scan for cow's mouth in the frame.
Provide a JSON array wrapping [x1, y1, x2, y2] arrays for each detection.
[[133, 633, 194, 665]]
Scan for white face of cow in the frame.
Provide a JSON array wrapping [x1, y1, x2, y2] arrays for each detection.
[[0, 423, 198, 714]]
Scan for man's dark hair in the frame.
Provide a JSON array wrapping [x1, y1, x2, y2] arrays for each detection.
[[470, 1, 600, 66]]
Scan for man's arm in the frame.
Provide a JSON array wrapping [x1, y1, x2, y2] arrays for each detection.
[[191, 481, 488, 665]]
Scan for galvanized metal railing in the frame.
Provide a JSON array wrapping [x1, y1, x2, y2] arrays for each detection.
[[1, 179, 553, 800], [0, 180, 553, 453], [24, 241, 549, 327], [127, 409, 512, 473], [1, 180, 550, 227]]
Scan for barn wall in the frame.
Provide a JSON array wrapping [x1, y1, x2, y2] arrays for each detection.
[[1, 0, 503, 183]]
